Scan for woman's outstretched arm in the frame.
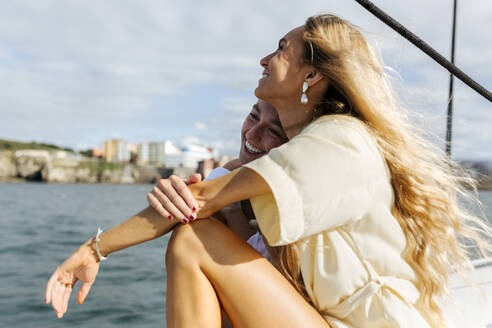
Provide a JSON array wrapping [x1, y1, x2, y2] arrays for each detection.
[[45, 167, 269, 318], [101, 167, 268, 255], [44, 205, 183, 318]]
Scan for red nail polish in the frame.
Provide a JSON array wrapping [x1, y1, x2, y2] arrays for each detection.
[[168, 215, 173, 220], [189, 215, 195, 221], [192, 206, 197, 212], [183, 218, 189, 223]]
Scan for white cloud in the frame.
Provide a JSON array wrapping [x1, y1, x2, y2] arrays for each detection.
[[220, 97, 255, 114], [189, 95, 253, 156], [0, 0, 490, 159], [193, 122, 207, 130]]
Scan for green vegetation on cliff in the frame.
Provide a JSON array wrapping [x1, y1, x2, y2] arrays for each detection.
[[0, 139, 74, 152]]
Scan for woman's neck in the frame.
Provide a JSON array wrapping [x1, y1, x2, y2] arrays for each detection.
[[271, 98, 316, 140]]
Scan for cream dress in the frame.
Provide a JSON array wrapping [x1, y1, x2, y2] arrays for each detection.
[[243, 115, 431, 328]]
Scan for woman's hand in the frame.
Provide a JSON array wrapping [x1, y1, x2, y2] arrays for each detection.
[[147, 174, 201, 224], [45, 239, 100, 318], [149, 168, 268, 223]]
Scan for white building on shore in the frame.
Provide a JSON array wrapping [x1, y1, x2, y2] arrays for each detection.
[[138, 140, 215, 169], [104, 139, 135, 163], [166, 144, 214, 169], [137, 141, 181, 166]]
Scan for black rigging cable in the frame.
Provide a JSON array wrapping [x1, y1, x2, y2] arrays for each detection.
[[353, 0, 492, 103]]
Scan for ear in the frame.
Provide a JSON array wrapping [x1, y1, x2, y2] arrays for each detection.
[[304, 70, 324, 88]]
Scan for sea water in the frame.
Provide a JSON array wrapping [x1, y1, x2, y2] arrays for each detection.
[[0, 183, 167, 328], [1, 183, 491, 328]]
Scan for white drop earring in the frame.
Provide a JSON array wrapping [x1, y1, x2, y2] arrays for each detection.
[[301, 81, 309, 104]]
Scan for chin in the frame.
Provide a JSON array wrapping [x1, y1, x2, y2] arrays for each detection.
[[254, 88, 270, 104], [254, 86, 262, 98]]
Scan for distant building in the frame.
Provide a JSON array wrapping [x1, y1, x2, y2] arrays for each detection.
[[137, 142, 149, 164], [197, 159, 216, 179], [104, 139, 134, 163], [166, 144, 214, 169], [137, 140, 217, 169], [91, 148, 104, 159], [137, 141, 181, 166]]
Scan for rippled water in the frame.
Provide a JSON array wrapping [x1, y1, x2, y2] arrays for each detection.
[[1, 183, 491, 327], [0, 183, 168, 328]]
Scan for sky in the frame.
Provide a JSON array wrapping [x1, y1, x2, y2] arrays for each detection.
[[0, 0, 490, 160]]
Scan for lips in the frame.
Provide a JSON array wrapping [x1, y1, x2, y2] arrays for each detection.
[[244, 140, 264, 154]]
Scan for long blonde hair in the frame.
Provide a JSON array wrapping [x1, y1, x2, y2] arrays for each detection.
[[270, 14, 492, 326]]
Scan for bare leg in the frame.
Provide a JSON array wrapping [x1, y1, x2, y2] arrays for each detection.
[[165, 222, 222, 328], [165, 218, 331, 328]]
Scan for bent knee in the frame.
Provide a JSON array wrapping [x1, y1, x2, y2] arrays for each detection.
[[165, 218, 225, 266]]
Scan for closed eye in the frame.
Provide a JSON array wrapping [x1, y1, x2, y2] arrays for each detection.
[[249, 112, 259, 120], [268, 128, 282, 138]]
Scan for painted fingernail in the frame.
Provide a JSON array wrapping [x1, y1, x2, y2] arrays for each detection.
[[168, 215, 173, 220], [189, 215, 195, 221], [192, 206, 197, 212], [183, 218, 189, 223]]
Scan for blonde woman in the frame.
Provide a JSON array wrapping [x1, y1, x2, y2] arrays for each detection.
[[46, 14, 491, 327]]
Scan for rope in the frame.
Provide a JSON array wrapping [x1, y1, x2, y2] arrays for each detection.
[[354, 0, 492, 102]]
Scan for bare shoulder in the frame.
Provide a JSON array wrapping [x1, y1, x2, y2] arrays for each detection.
[[223, 158, 242, 171]]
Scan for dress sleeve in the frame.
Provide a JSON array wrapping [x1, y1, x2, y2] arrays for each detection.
[[243, 116, 390, 246]]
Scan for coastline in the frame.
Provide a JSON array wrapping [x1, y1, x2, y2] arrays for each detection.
[[0, 165, 198, 185], [2, 149, 491, 189], [0, 150, 200, 184]]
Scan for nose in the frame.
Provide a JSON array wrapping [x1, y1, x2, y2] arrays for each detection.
[[260, 52, 274, 69], [245, 123, 263, 143]]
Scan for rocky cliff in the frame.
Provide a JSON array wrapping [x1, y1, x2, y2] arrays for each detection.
[[0, 151, 16, 180], [0, 150, 180, 184]]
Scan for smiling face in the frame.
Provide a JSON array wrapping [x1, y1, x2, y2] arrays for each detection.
[[239, 100, 288, 164], [254, 26, 309, 106]]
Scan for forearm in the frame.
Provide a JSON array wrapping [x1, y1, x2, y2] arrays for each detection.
[[97, 206, 178, 257], [46, 205, 180, 315], [94, 167, 268, 257], [190, 167, 269, 219]]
